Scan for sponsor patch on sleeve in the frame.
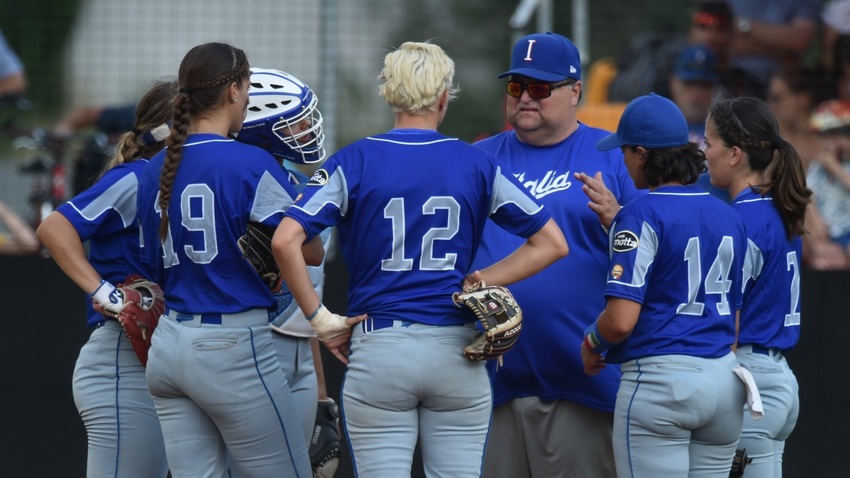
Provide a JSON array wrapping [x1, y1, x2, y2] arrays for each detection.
[[611, 264, 624, 280], [308, 169, 329, 186], [612, 231, 639, 252]]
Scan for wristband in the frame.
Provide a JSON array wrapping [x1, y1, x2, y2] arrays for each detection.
[[306, 304, 323, 321], [583, 321, 617, 354], [91, 280, 116, 304]]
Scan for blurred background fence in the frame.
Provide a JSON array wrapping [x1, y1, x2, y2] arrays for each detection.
[[0, 0, 700, 223]]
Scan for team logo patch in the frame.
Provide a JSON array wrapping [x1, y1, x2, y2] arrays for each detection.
[[611, 264, 624, 280], [308, 169, 329, 186], [612, 231, 639, 252]]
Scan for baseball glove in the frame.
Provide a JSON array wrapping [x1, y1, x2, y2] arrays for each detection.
[[310, 398, 341, 478], [453, 281, 523, 362], [93, 274, 164, 366], [237, 221, 282, 292]]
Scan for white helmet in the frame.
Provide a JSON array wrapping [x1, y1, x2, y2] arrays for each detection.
[[239, 68, 325, 164]]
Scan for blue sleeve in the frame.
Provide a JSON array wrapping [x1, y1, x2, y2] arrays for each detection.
[[57, 164, 139, 241], [488, 165, 551, 238], [604, 211, 653, 304]]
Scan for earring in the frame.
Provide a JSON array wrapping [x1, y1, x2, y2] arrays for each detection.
[[232, 96, 237, 103]]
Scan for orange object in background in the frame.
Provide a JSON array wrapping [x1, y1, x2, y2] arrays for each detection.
[[577, 102, 628, 133]]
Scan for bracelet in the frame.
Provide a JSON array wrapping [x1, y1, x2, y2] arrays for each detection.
[[306, 304, 323, 321], [583, 321, 617, 354]]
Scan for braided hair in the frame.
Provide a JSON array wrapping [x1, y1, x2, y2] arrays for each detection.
[[157, 43, 250, 241], [708, 97, 812, 239]]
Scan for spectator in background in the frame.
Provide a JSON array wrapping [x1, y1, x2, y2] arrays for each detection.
[[804, 99, 850, 269], [0, 29, 26, 101], [819, 0, 850, 70], [727, 0, 820, 98], [609, 0, 733, 102], [672, 45, 721, 145], [831, 34, 850, 101], [670, 45, 730, 201], [53, 104, 137, 137], [766, 64, 836, 172]]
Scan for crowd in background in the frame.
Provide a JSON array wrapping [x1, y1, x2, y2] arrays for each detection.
[[597, 0, 850, 270]]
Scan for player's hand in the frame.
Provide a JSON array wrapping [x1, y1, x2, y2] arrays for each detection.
[[575, 171, 620, 231], [321, 319, 366, 364], [580, 342, 607, 376], [91, 280, 126, 317], [308, 305, 367, 364], [461, 270, 483, 291]]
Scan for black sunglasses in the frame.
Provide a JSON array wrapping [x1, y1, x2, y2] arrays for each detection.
[[506, 80, 573, 100]]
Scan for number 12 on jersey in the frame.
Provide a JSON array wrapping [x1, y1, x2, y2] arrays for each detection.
[[381, 196, 460, 272]]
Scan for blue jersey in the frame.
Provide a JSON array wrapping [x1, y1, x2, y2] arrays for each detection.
[[137, 134, 297, 315], [285, 128, 551, 326], [57, 160, 149, 327], [604, 185, 746, 364], [734, 189, 802, 352], [471, 124, 643, 411]]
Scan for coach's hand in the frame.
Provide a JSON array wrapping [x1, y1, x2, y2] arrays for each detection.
[[575, 171, 620, 231]]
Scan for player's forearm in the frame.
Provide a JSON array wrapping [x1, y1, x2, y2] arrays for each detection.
[[302, 234, 325, 266], [36, 211, 103, 293], [596, 297, 640, 344], [273, 218, 321, 317]]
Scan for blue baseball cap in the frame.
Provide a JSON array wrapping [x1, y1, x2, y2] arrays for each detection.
[[595, 93, 689, 151], [674, 45, 719, 83], [498, 32, 582, 82]]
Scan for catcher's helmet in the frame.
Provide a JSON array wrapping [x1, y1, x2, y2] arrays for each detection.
[[238, 68, 325, 164], [810, 99, 850, 134]]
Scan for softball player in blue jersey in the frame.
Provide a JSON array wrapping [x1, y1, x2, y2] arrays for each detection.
[[584, 94, 750, 478], [135, 43, 318, 478], [272, 41, 568, 478], [36, 80, 175, 477], [705, 97, 811, 477]]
